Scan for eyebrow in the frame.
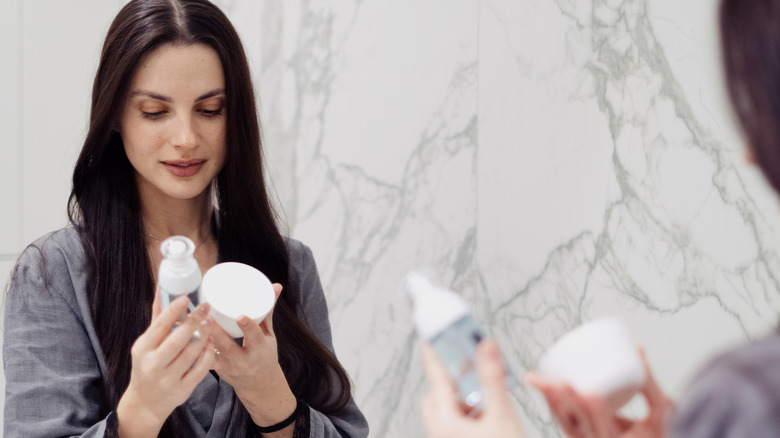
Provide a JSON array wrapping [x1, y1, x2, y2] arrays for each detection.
[[129, 88, 226, 103]]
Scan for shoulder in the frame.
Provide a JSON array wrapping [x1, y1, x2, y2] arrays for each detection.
[[669, 332, 780, 437], [285, 238, 322, 297], [286, 238, 321, 289], [284, 238, 333, 344], [10, 226, 87, 301], [286, 238, 315, 269], [16, 226, 85, 272]]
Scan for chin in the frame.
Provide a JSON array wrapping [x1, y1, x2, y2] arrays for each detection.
[[161, 182, 213, 201]]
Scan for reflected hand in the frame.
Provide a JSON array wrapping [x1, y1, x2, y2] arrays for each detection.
[[421, 339, 526, 438], [526, 348, 674, 438]]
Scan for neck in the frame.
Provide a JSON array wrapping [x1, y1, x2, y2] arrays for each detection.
[[140, 187, 214, 244]]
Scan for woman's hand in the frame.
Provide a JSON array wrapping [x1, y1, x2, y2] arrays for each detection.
[[210, 283, 298, 433], [421, 339, 526, 438], [525, 348, 674, 438], [117, 293, 217, 438]]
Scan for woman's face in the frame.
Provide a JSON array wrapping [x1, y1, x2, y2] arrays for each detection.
[[120, 43, 227, 203]]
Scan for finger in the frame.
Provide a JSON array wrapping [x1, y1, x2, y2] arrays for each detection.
[[421, 342, 458, 404], [420, 393, 437, 433], [536, 381, 588, 438], [168, 318, 215, 375], [272, 283, 283, 301], [578, 394, 617, 438], [637, 346, 666, 408], [259, 283, 283, 336], [635, 346, 674, 425], [421, 391, 457, 438], [524, 371, 551, 392], [259, 305, 275, 337], [555, 387, 586, 437], [210, 320, 239, 355], [613, 416, 635, 432], [524, 372, 571, 422], [474, 340, 514, 418], [237, 315, 266, 347], [182, 337, 217, 387], [152, 286, 162, 320], [136, 296, 190, 351], [566, 385, 624, 438], [156, 302, 212, 366]]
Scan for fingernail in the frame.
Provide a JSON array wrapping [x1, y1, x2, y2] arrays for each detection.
[[199, 303, 211, 314], [238, 316, 249, 327], [200, 319, 212, 327], [178, 297, 190, 309]]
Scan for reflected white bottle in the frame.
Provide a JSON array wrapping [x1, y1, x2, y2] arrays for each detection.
[[158, 236, 201, 322], [405, 271, 514, 413]]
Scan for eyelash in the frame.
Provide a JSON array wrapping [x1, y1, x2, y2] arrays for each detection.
[[200, 108, 224, 118], [141, 111, 166, 120], [140, 108, 224, 120]]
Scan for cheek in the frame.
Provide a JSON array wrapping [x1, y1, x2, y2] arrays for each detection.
[[122, 128, 162, 165], [122, 134, 147, 161], [212, 144, 227, 174], [208, 125, 228, 164]]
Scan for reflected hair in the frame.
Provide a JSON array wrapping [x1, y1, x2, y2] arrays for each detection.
[[69, 0, 352, 435], [720, 0, 780, 192]]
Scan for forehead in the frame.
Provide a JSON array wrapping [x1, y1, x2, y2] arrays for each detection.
[[129, 43, 225, 97]]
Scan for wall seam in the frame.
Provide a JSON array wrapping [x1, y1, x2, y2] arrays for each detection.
[[17, 0, 24, 254], [475, 0, 481, 286]]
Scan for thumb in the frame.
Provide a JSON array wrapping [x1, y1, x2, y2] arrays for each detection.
[[259, 283, 283, 335], [152, 286, 162, 320], [475, 340, 515, 417], [272, 283, 283, 302], [636, 346, 675, 423]]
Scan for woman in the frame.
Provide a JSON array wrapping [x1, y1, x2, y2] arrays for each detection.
[[422, 0, 780, 437], [3, 1, 368, 437]]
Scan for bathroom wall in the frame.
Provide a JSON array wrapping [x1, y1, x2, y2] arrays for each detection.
[[3, 1, 780, 437]]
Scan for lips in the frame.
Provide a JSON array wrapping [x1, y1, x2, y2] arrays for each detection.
[[162, 160, 206, 178]]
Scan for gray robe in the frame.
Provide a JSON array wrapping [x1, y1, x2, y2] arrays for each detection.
[[3, 227, 369, 438], [668, 330, 780, 438]]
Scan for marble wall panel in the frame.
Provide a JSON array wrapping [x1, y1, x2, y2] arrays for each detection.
[[219, 1, 479, 436], [480, 0, 780, 436], [223, 1, 780, 437]]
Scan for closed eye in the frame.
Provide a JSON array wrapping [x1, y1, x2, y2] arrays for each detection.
[[141, 110, 167, 120], [200, 108, 224, 118]]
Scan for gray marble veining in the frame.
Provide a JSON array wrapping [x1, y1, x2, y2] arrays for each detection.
[[217, 1, 780, 437]]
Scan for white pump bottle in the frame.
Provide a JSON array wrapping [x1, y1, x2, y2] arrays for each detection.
[[406, 271, 513, 412], [158, 236, 201, 319]]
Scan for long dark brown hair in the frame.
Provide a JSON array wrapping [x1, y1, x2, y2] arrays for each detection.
[[68, 0, 351, 435], [720, 0, 780, 191]]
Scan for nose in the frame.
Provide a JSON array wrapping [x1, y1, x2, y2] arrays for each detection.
[[172, 114, 197, 149]]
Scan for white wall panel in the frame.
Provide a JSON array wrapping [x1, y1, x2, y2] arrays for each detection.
[[0, 0, 21, 255], [22, 1, 121, 244]]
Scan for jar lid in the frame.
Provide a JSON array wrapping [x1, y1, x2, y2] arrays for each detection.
[[201, 262, 275, 319]]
